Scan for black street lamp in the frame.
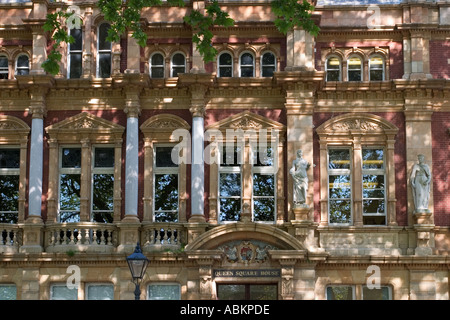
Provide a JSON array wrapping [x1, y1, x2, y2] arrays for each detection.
[[126, 242, 149, 300]]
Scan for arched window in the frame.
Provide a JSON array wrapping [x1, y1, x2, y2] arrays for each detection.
[[261, 52, 276, 77], [218, 52, 233, 77], [150, 53, 165, 78], [15, 54, 29, 76], [325, 56, 341, 81], [97, 23, 112, 78], [0, 55, 8, 79], [68, 28, 83, 79], [171, 53, 185, 77], [369, 55, 385, 81], [347, 55, 363, 81], [240, 52, 254, 77]]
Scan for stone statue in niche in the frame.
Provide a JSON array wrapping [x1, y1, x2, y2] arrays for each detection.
[[410, 154, 431, 213], [290, 149, 312, 207]]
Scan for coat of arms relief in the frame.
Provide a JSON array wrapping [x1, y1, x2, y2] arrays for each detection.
[[217, 240, 278, 266]]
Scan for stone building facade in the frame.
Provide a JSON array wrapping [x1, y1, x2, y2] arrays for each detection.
[[0, 0, 449, 300]]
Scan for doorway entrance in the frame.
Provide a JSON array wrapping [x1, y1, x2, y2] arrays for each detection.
[[217, 284, 278, 300]]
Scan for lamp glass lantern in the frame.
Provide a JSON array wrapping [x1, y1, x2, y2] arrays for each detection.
[[126, 242, 149, 300]]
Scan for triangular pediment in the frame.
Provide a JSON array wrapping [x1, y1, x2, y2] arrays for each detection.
[[206, 111, 285, 131], [46, 112, 124, 133]]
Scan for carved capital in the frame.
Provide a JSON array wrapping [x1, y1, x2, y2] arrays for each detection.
[[189, 106, 206, 118]]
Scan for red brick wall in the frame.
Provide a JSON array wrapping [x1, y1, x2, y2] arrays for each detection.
[[315, 41, 404, 80], [432, 112, 450, 226], [430, 40, 450, 79], [312, 112, 408, 226]]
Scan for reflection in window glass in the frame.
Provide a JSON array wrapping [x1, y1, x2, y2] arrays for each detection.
[[219, 173, 241, 222], [369, 56, 384, 81], [150, 53, 165, 78], [253, 173, 275, 222], [0, 148, 20, 224], [59, 147, 81, 223], [362, 286, 390, 300], [148, 284, 180, 300], [326, 286, 354, 300], [69, 28, 82, 79], [326, 57, 340, 81], [0, 285, 16, 300], [0, 56, 8, 79], [86, 284, 114, 300], [240, 52, 254, 77], [15, 55, 29, 76], [348, 56, 362, 81], [51, 285, 78, 300], [218, 52, 233, 77], [328, 149, 351, 224], [261, 52, 276, 77], [171, 53, 185, 77], [97, 23, 111, 78], [362, 148, 386, 225]]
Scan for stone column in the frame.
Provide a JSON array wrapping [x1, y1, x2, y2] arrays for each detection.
[[189, 84, 207, 223], [82, 7, 93, 78], [79, 137, 91, 222], [123, 88, 141, 221]]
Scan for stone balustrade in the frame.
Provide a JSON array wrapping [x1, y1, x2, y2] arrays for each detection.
[[0, 223, 21, 253], [141, 222, 186, 252]]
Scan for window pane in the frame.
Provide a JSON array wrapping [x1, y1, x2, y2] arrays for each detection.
[[253, 173, 274, 196], [219, 53, 232, 65], [327, 57, 340, 68], [249, 285, 277, 300], [241, 53, 253, 65], [98, 23, 111, 51], [329, 175, 351, 199], [348, 70, 361, 81], [16, 55, 29, 68], [262, 52, 275, 65], [326, 70, 340, 81], [219, 66, 232, 77], [172, 53, 185, 66], [253, 198, 275, 222], [327, 286, 353, 300], [94, 148, 114, 168], [151, 53, 164, 66], [148, 284, 180, 300], [151, 67, 164, 78], [0, 72, 8, 80], [154, 174, 178, 220], [253, 146, 274, 167], [262, 66, 275, 77], [0, 285, 16, 300], [329, 200, 351, 224], [92, 174, 114, 222], [0, 175, 19, 223], [70, 28, 82, 51], [220, 173, 241, 197], [98, 53, 111, 78], [363, 174, 385, 190], [155, 147, 177, 168], [0, 57, 8, 68], [0, 149, 20, 168], [61, 148, 81, 168], [51, 286, 78, 300], [370, 70, 383, 81], [217, 284, 246, 300], [221, 147, 242, 166], [59, 174, 81, 222], [363, 200, 385, 214], [172, 67, 184, 77], [219, 198, 241, 221], [362, 286, 390, 300], [240, 66, 253, 77], [87, 285, 114, 300], [69, 53, 82, 79], [362, 149, 384, 169], [329, 149, 350, 169]]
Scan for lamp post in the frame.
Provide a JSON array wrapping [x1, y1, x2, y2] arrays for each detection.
[[126, 242, 149, 300]]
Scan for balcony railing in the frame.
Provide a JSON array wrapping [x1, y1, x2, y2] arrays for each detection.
[[45, 222, 117, 253], [0, 223, 21, 253], [141, 222, 186, 252]]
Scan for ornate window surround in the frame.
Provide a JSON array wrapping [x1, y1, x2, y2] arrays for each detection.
[[0, 115, 30, 223], [322, 47, 389, 82], [144, 44, 191, 78], [45, 112, 124, 223], [316, 113, 398, 227], [140, 114, 190, 222], [205, 111, 286, 224]]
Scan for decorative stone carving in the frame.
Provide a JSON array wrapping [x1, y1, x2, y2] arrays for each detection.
[[217, 240, 278, 265], [331, 119, 382, 131], [410, 154, 431, 213], [290, 149, 312, 207]]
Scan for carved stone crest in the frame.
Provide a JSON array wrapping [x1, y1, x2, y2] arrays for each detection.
[[218, 240, 278, 265]]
